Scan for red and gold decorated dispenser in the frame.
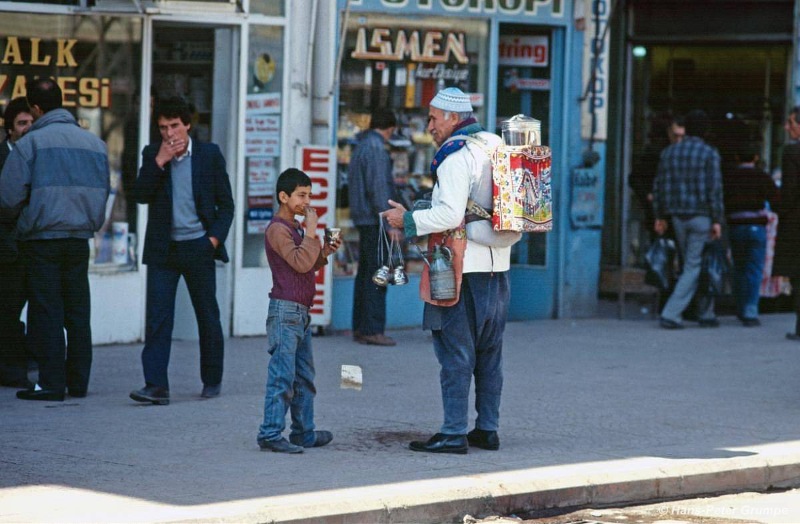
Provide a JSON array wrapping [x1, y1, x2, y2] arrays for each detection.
[[493, 114, 553, 232]]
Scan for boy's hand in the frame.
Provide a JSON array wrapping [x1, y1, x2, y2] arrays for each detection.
[[322, 237, 341, 257], [304, 206, 319, 237]]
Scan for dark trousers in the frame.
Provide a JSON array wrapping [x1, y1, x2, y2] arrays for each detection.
[[24, 239, 92, 392], [427, 272, 510, 435], [352, 225, 388, 336], [141, 237, 224, 389], [0, 257, 28, 383]]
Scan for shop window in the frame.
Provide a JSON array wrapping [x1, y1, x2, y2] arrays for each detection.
[[335, 13, 489, 277], [242, 24, 284, 267], [152, 26, 215, 142], [249, 0, 283, 16], [0, 14, 143, 271]]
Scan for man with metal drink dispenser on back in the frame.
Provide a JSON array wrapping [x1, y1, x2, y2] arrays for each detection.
[[383, 87, 521, 454]]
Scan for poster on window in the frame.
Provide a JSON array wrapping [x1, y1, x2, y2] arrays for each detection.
[[246, 157, 278, 234]]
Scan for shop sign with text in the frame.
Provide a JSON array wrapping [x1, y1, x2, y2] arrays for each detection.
[[352, 27, 469, 64], [1, 37, 112, 108], [499, 35, 548, 67], [296, 146, 336, 325], [344, 0, 564, 18]]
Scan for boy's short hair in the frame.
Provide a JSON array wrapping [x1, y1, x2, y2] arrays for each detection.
[[153, 96, 193, 125], [3, 97, 31, 133], [276, 168, 312, 198]]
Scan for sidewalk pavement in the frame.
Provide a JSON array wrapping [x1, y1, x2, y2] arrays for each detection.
[[3, 313, 800, 523]]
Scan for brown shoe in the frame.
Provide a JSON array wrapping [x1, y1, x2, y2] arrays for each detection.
[[358, 334, 396, 346]]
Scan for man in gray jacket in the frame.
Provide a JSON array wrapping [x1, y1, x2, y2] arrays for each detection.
[[0, 78, 110, 401], [347, 108, 400, 346]]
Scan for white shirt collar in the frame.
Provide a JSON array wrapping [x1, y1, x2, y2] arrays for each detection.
[[174, 138, 193, 162]]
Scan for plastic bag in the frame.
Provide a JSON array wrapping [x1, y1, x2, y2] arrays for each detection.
[[644, 236, 676, 291], [699, 240, 730, 296]]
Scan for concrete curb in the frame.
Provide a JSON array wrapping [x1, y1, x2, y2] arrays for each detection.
[[7, 443, 793, 524], [221, 445, 800, 523]]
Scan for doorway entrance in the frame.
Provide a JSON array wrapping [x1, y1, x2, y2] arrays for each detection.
[[622, 44, 789, 270], [148, 21, 240, 339]]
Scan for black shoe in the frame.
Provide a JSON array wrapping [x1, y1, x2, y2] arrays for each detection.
[[68, 389, 87, 398], [467, 428, 500, 450], [16, 388, 65, 401], [698, 318, 720, 328], [409, 433, 468, 454], [130, 385, 170, 405], [290, 430, 333, 448], [201, 384, 221, 398], [659, 318, 683, 330], [258, 438, 304, 454], [786, 333, 800, 341], [740, 317, 761, 327]]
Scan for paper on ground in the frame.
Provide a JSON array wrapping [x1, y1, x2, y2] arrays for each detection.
[[341, 365, 362, 390]]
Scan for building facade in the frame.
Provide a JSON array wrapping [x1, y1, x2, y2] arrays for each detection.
[[603, 0, 798, 316], [0, 0, 624, 343]]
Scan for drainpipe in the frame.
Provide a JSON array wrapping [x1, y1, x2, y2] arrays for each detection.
[[301, 0, 319, 98], [331, 0, 353, 97]]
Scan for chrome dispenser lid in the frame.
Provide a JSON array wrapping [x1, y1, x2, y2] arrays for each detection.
[[501, 114, 541, 146], [502, 114, 541, 131]]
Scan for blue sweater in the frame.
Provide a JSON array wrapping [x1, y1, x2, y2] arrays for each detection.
[[347, 130, 396, 226], [0, 109, 110, 240]]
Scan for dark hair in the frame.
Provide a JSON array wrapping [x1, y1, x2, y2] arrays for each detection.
[[737, 142, 761, 163], [3, 97, 31, 133], [152, 96, 193, 125], [26, 77, 62, 113], [790, 106, 800, 122], [276, 168, 311, 199], [684, 109, 709, 138], [369, 108, 397, 130]]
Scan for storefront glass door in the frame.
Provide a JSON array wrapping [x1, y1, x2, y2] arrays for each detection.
[[150, 21, 240, 340], [498, 23, 557, 320]]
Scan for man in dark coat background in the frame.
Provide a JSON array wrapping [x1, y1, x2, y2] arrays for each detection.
[[0, 97, 33, 388], [773, 107, 800, 339], [129, 96, 234, 405]]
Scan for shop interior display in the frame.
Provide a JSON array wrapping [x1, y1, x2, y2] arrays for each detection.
[[334, 110, 435, 277]]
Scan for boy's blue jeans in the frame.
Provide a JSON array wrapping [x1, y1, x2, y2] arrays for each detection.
[[257, 299, 317, 444]]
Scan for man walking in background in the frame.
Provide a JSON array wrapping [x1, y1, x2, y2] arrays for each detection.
[[0, 78, 110, 401], [653, 109, 724, 330], [348, 108, 400, 347]]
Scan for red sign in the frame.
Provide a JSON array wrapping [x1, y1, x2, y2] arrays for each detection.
[[298, 146, 336, 322]]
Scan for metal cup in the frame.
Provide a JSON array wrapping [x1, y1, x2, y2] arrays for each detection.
[[325, 227, 341, 245], [372, 265, 391, 286], [392, 265, 408, 286]]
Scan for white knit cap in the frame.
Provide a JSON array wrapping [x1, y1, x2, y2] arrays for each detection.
[[430, 87, 473, 113]]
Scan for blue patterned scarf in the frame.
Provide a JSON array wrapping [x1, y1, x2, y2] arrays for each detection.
[[430, 118, 483, 185]]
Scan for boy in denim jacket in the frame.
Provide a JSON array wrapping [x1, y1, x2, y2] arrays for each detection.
[[256, 168, 341, 453]]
